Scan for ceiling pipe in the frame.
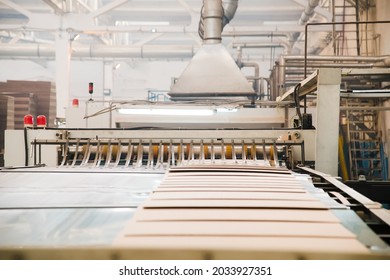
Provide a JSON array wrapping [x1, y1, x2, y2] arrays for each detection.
[[298, 0, 320, 26], [0, 44, 197, 59], [374, 57, 390, 67], [284, 55, 390, 62], [304, 20, 390, 77], [202, 0, 224, 44], [233, 42, 291, 54], [222, 31, 289, 38], [291, 0, 320, 44], [285, 63, 377, 68], [198, 0, 238, 41], [222, 0, 239, 27]]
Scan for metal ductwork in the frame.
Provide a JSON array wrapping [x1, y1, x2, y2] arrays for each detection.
[[169, 0, 255, 100], [298, 0, 320, 26], [0, 44, 197, 59], [198, 0, 238, 41], [291, 0, 320, 42]]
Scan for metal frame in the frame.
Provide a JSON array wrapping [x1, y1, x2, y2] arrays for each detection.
[[298, 166, 390, 227], [31, 131, 306, 169]]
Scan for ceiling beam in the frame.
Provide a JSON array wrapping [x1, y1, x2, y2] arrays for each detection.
[[89, 0, 129, 18], [42, 0, 64, 15], [74, 0, 93, 13], [0, 0, 33, 18]]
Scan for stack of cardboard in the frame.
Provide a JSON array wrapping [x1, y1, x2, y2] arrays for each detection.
[[0, 80, 56, 129], [0, 95, 15, 166], [115, 164, 369, 256], [10, 92, 37, 129]]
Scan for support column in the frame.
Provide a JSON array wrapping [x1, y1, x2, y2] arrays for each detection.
[[315, 68, 341, 176], [55, 31, 71, 119], [103, 62, 114, 101]]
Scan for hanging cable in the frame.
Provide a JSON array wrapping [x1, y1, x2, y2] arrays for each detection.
[[294, 83, 303, 127]]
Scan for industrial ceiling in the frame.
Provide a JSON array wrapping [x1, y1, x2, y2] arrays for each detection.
[[0, 0, 333, 60]]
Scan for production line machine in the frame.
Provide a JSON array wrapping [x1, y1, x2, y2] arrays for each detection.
[[1, 126, 390, 259], [1, 0, 389, 258], [26, 128, 307, 170]]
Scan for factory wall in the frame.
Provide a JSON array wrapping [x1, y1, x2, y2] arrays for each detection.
[[376, 0, 390, 55], [0, 59, 188, 104], [0, 57, 262, 106]]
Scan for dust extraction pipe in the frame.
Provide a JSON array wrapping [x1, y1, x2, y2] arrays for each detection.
[[222, 0, 239, 27], [198, 0, 238, 42], [292, 0, 320, 42], [298, 0, 320, 25], [202, 0, 224, 44]]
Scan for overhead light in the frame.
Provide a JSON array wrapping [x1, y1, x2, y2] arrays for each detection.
[[216, 108, 238, 113], [115, 21, 170, 26], [117, 108, 215, 116], [113, 63, 121, 70], [151, 28, 157, 33]]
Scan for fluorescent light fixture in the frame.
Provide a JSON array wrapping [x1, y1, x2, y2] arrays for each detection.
[[216, 108, 238, 113], [118, 108, 215, 116], [116, 21, 170, 26]]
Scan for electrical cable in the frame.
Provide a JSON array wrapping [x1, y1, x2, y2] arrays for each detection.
[[24, 128, 28, 166], [293, 83, 303, 126]]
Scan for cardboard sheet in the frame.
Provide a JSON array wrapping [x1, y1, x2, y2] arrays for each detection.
[[142, 199, 332, 209], [154, 187, 306, 193], [150, 191, 319, 201], [133, 209, 341, 223], [113, 165, 368, 256], [158, 184, 305, 189], [114, 236, 369, 254], [164, 176, 299, 181], [121, 221, 356, 238], [163, 178, 301, 185], [166, 172, 296, 178]]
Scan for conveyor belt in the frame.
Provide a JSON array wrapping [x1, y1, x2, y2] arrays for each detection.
[[114, 164, 382, 254]]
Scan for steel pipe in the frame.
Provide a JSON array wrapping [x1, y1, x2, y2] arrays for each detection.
[[304, 20, 390, 77], [202, 0, 224, 44], [199, 0, 238, 41], [0, 44, 196, 59]]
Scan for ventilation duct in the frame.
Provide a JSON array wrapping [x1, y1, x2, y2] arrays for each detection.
[[291, 0, 320, 42], [168, 0, 255, 100]]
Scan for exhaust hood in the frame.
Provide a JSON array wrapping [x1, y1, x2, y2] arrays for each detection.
[[168, 44, 255, 100], [168, 0, 255, 100]]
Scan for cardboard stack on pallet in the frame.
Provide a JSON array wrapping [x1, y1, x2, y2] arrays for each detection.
[[0, 95, 15, 166], [11, 92, 37, 129], [0, 80, 56, 167], [0, 80, 56, 129]]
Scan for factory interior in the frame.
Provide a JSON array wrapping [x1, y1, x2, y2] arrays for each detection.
[[0, 0, 390, 260]]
